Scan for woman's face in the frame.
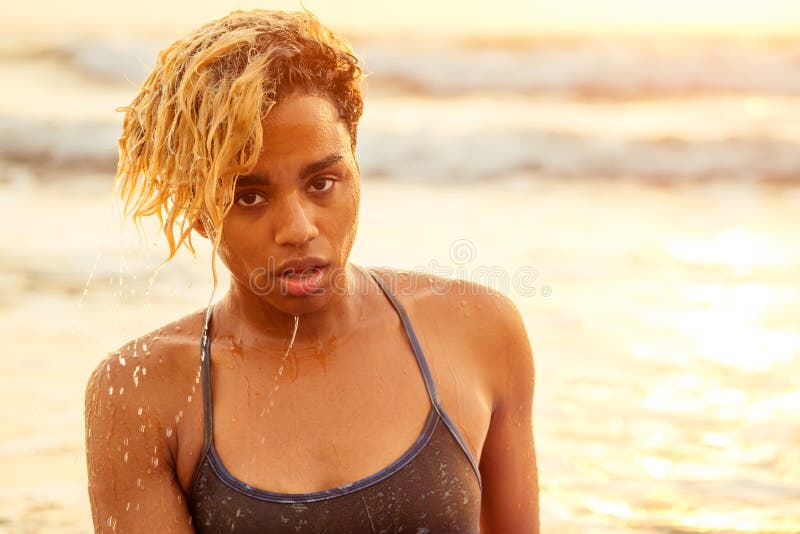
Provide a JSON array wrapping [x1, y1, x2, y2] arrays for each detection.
[[213, 91, 361, 314]]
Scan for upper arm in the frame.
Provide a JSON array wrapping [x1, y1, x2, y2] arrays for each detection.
[[477, 294, 539, 533], [85, 351, 194, 533]]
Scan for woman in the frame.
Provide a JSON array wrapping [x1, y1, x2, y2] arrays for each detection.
[[85, 9, 539, 533]]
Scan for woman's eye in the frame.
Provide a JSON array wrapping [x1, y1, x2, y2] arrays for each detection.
[[309, 177, 335, 194], [236, 192, 266, 207]]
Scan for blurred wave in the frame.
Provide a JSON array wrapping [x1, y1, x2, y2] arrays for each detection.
[[2, 115, 799, 182], [10, 35, 800, 97], [2, 34, 800, 183]]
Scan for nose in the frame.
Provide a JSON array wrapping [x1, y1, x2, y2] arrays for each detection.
[[273, 191, 319, 247]]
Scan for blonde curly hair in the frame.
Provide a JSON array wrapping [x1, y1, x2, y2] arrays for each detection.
[[114, 9, 365, 286]]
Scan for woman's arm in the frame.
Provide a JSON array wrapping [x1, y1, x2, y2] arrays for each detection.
[[85, 351, 194, 533], [478, 296, 540, 533]]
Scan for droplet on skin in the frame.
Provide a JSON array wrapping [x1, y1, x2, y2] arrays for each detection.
[[108, 386, 114, 395], [139, 424, 145, 433], [123, 452, 128, 463], [137, 407, 143, 416], [165, 427, 173, 438], [460, 299, 467, 307]]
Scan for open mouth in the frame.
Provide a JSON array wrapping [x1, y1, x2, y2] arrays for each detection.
[[276, 265, 327, 296], [279, 266, 324, 278]]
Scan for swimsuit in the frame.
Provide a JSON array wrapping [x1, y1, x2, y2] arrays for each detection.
[[189, 268, 482, 532]]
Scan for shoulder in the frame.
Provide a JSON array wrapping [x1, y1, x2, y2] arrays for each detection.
[[368, 266, 534, 404], [368, 265, 526, 336], [85, 307, 207, 433]]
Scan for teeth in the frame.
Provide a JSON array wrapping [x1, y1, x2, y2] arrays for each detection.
[[281, 267, 318, 277]]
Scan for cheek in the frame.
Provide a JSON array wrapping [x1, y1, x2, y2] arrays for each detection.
[[330, 183, 360, 256], [215, 221, 263, 270]]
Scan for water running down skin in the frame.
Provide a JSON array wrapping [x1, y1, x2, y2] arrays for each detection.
[[85, 91, 539, 533], [262, 315, 300, 419]]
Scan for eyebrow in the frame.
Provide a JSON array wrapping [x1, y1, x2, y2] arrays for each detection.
[[235, 154, 344, 187]]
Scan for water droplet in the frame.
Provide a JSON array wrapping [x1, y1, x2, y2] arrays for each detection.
[[137, 407, 143, 416], [108, 386, 114, 395], [165, 427, 173, 438], [460, 299, 468, 307], [262, 315, 300, 419], [123, 451, 128, 463]]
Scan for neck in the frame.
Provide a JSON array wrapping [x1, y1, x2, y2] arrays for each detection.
[[211, 262, 371, 354]]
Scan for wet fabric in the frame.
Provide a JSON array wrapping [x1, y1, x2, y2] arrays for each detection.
[[189, 268, 482, 533]]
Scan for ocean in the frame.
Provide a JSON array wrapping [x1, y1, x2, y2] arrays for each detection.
[[0, 28, 799, 533]]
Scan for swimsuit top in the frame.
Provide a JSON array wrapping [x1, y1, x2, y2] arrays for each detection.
[[189, 268, 483, 533]]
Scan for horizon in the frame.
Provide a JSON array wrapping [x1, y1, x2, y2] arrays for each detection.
[[4, 0, 800, 39]]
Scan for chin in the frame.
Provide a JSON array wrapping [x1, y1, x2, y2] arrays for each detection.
[[267, 292, 330, 316]]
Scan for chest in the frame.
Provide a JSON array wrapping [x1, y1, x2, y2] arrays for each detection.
[[174, 312, 493, 495]]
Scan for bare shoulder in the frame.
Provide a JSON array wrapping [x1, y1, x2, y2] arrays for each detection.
[[84, 307, 208, 447], [87, 308, 206, 392], [369, 265, 526, 337], [85, 309, 205, 530], [368, 266, 533, 403]]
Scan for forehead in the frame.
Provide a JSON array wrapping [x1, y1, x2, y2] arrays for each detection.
[[251, 92, 351, 171]]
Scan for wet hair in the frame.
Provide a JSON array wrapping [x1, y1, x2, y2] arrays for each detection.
[[114, 9, 365, 286]]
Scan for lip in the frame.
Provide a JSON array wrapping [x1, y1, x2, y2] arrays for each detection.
[[273, 256, 329, 276]]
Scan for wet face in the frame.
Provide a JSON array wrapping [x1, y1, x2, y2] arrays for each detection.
[[208, 91, 360, 314]]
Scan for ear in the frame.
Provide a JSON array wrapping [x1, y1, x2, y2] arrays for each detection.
[[192, 217, 209, 239]]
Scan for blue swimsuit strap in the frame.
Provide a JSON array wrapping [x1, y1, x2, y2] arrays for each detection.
[[199, 306, 214, 454], [363, 267, 483, 490]]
